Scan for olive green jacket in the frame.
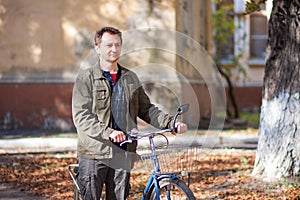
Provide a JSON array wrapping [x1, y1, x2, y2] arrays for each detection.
[[72, 63, 172, 159]]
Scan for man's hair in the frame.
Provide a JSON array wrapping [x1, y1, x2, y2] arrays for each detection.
[[94, 27, 122, 46]]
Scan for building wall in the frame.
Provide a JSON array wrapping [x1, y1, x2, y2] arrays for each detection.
[[0, 83, 73, 130], [0, 0, 175, 80], [0, 0, 178, 131], [0, 0, 265, 131], [0, 83, 262, 130]]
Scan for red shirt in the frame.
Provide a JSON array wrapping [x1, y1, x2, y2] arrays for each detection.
[[110, 73, 117, 85]]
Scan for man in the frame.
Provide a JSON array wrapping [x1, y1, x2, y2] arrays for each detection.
[[72, 26, 187, 200]]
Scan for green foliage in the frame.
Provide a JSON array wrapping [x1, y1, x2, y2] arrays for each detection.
[[245, 0, 268, 14], [240, 112, 260, 126], [41, 165, 50, 170], [13, 162, 21, 167], [212, 1, 247, 81], [281, 177, 300, 189], [212, 4, 235, 45], [240, 156, 249, 168], [213, 0, 268, 80]]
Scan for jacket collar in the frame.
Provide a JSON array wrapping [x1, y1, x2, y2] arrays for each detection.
[[93, 61, 127, 79], [92, 62, 103, 79]]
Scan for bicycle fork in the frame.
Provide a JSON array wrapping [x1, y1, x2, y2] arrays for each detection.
[[142, 174, 179, 200]]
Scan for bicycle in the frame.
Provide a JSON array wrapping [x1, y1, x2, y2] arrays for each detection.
[[121, 104, 196, 200], [68, 104, 196, 200], [68, 163, 81, 200]]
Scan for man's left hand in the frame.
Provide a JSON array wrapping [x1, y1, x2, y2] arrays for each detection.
[[174, 122, 188, 134]]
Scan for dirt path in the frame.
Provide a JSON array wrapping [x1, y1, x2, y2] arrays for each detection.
[[0, 183, 46, 200]]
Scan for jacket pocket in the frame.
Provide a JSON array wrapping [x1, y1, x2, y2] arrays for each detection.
[[93, 87, 107, 110]]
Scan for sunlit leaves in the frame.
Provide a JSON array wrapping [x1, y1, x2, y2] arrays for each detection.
[[1, 151, 299, 199], [246, 0, 268, 14]]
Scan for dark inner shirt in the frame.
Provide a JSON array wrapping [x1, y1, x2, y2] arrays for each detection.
[[102, 70, 127, 150]]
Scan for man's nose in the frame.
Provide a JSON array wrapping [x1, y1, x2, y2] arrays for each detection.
[[111, 45, 117, 51]]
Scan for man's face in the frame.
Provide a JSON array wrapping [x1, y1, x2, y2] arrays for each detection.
[[95, 32, 122, 63]]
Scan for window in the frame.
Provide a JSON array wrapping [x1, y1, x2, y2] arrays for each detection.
[[250, 12, 268, 60], [213, 0, 269, 63], [213, 0, 234, 62]]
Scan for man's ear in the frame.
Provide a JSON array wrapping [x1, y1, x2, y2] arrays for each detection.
[[94, 45, 100, 54]]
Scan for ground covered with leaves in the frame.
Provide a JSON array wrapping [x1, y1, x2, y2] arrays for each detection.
[[0, 149, 299, 200]]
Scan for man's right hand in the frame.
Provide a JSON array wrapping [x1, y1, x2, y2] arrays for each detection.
[[109, 130, 126, 143]]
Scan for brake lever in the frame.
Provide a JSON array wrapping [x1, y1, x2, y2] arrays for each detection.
[[120, 131, 137, 146], [120, 139, 132, 146]]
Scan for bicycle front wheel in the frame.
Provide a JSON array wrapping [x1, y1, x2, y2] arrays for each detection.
[[147, 179, 196, 200]]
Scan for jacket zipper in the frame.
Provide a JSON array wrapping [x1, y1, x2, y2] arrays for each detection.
[[103, 77, 113, 128], [121, 74, 130, 133]]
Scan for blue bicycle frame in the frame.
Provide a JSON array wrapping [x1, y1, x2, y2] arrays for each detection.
[[141, 135, 179, 200], [143, 174, 179, 200], [118, 104, 191, 199]]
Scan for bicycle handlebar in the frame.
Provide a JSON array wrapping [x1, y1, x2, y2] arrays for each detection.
[[120, 128, 173, 146], [120, 104, 189, 146]]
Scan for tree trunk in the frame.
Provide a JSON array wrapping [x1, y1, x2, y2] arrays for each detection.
[[252, 0, 300, 179]]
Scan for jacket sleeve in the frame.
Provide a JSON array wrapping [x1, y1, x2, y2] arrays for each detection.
[[72, 71, 113, 140], [136, 81, 172, 129]]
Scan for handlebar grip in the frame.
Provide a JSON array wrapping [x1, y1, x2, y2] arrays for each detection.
[[174, 126, 178, 133], [120, 139, 132, 146]]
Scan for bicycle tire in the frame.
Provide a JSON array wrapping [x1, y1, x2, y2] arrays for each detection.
[[146, 178, 196, 200]]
